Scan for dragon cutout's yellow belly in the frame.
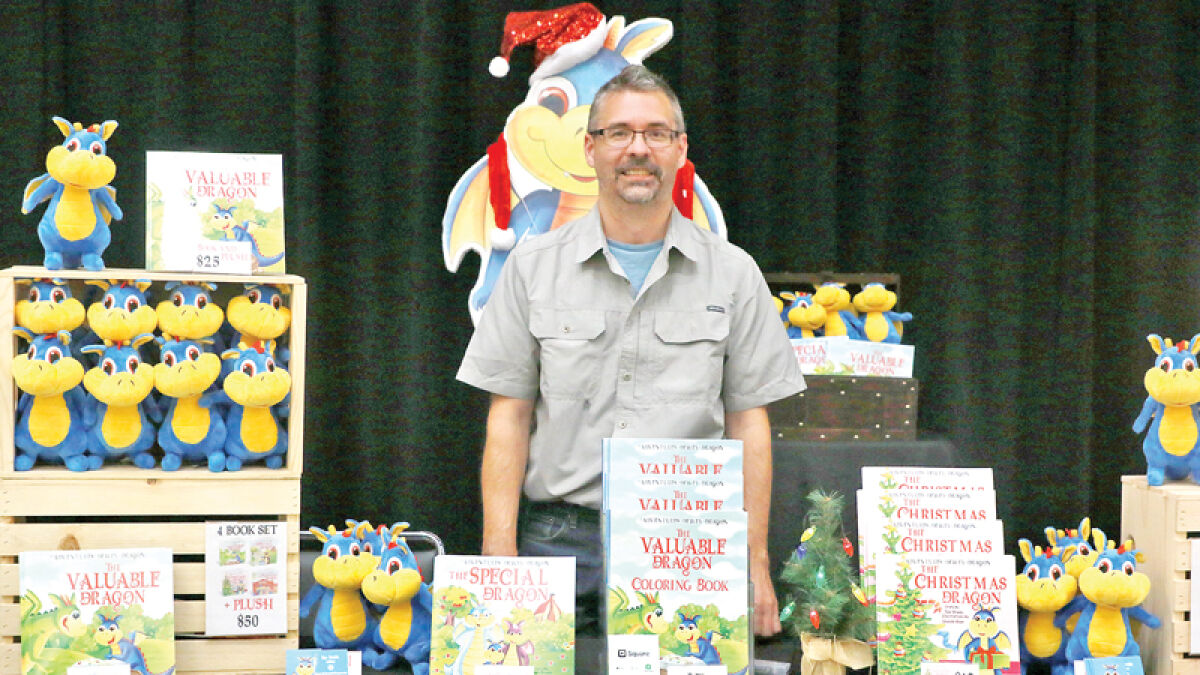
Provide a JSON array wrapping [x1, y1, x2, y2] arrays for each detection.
[[172, 396, 211, 445], [30, 396, 70, 446]]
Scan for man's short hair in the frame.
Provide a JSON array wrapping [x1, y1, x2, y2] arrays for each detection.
[[588, 64, 686, 133]]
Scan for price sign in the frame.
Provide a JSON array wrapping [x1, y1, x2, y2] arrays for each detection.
[[205, 520, 288, 636], [190, 240, 253, 274]]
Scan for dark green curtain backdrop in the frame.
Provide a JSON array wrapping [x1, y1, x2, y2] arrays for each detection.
[[3, 1, 1196, 562]]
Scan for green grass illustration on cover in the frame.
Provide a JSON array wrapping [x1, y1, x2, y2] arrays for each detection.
[[20, 547, 174, 675]]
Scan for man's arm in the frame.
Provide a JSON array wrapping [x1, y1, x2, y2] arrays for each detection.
[[480, 394, 536, 556], [726, 404, 781, 637]]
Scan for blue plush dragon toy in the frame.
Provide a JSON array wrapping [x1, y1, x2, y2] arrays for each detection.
[[778, 291, 826, 338], [15, 278, 85, 336], [811, 282, 863, 339], [156, 281, 225, 351], [224, 283, 292, 375], [852, 282, 911, 343], [212, 339, 291, 470], [22, 117, 122, 270], [1056, 538, 1160, 661], [154, 336, 228, 471], [84, 279, 157, 344], [1133, 333, 1200, 485], [1015, 539, 1077, 675], [80, 334, 162, 468], [360, 522, 434, 675], [442, 3, 726, 324], [12, 328, 96, 471], [300, 523, 391, 667]]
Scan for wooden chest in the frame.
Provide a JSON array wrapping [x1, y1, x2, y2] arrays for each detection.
[[769, 375, 918, 441]]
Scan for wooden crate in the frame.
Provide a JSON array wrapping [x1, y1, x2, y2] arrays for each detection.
[[768, 375, 918, 441], [1120, 475, 1200, 675], [0, 266, 307, 477], [0, 266, 307, 673]]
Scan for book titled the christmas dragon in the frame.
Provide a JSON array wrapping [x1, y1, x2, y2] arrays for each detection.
[[20, 547, 175, 675], [429, 554, 575, 674], [874, 552, 1020, 675], [606, 510, 752, 674]]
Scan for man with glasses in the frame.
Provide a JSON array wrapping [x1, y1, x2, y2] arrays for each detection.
[[457, 64, 804, 638]]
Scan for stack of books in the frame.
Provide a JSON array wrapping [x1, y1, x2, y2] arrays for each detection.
[[858, 467, 1019, 675], [602, 438, 752, 674]]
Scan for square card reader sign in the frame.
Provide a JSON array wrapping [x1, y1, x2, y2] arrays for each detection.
[[205, 520, 288, 635]]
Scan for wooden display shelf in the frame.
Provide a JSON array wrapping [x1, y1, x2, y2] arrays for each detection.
[[0, 266, 307, 477], [0, 482, 301, 673], [1120, 475, 1200, 675], [0, 267, 306, 673]]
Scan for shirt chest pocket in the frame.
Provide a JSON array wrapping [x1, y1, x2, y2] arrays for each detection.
[[531, 309, 606, 399], [651, 310, 729, 402]]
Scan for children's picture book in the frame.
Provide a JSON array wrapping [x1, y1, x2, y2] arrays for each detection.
[[874, 552, 1020, 675], [19, 547, 175, 675], [430, 554, 575, 674], [603, 438, 744, 513], [605, 510, 751, 675], [857, 475, 998, 603], [146, 150, 285, 274]]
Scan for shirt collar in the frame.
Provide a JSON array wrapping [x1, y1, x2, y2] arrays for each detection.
[[572, 205, 702, 264]]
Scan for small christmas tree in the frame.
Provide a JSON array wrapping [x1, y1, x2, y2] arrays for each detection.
[[874, 558, 950, 674], [778, 491, 875, 674]]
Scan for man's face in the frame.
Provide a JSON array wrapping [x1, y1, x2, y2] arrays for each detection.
[[585, 90, 688, 206]]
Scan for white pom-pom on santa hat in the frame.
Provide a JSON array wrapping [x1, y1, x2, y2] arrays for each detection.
[[490, 225, 517, 251], [489, 56, 510, 78]]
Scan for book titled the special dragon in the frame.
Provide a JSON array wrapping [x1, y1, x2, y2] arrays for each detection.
[[430, 554, 575, 674]]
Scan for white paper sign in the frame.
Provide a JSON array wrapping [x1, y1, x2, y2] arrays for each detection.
[[67, 662, 132, 675], [193, 239, 254, 274], [205, 520, 288, 636], [607, 634, 660, 673]]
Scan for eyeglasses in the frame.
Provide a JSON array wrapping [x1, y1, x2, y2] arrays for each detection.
[[588, 126, 682, 148]]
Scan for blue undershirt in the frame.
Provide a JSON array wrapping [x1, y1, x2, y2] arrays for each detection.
[[607, 238, 664, 296]]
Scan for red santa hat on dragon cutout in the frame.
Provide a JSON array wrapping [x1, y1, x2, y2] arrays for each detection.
[[488, 3, 609, 83]]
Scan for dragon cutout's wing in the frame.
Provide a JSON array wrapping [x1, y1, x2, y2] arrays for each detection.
[[443, 156, 494, 272]]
